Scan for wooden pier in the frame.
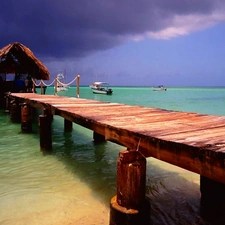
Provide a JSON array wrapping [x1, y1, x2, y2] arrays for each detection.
[[6, 92, 225, 224]]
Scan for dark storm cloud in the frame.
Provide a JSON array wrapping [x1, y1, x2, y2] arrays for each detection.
[[0, 0, 224, 60]]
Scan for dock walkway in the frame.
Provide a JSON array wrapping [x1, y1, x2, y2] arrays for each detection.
[[8, 93, 225, 185]]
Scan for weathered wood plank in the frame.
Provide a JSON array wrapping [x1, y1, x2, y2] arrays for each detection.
[[7, 93, 225, 184]]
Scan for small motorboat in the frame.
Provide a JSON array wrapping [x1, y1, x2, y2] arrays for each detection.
[[152, 85, 167, 91], [90, 82, 113, 95]]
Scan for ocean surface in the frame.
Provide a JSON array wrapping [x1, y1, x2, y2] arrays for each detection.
[[1, 86, 225, 225]]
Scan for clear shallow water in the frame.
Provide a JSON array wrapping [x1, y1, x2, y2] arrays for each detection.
[[1, 86, 225, 225]]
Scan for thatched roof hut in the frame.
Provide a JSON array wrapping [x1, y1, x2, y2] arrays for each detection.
[[0, 42, 50, 80]]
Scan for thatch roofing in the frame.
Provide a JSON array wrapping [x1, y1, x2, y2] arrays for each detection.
[[0, 42, 50, 80]]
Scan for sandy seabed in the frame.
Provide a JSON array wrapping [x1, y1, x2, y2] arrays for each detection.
[[1, 190, 109, 225], [0, 164, 110, 225]]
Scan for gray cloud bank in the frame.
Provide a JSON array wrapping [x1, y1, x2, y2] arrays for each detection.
[[0, 0, 225, 60]]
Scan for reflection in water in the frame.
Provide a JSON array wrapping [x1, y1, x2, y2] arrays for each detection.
[[93, 141, 107, 162]]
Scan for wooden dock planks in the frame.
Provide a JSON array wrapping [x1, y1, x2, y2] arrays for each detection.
[[8, 93, 225, 184]]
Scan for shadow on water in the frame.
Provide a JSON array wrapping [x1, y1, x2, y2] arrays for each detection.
[[146, 170, 202, 225], [42, 117, 224, 225], [146, 162, 225, 225], [50, 122, 118, 205]]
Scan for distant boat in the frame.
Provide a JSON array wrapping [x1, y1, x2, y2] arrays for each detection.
[[56, 73, 69, 92], [152, 85, 167, 91], [89, 82, 113, 95]]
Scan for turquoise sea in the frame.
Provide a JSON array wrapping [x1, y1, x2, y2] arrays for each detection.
[[1, 86, 225, 225]]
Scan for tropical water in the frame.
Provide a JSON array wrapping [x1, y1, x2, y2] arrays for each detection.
[[1, 86, 225, 225]]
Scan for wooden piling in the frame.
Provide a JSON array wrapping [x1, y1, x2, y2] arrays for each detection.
[[39, 110, 52, 150], [110, 150, 150, 225], [40, 80, 44, 95], [32, 80, 36, 93], [21, 103, 32, 132], [200, 175, 225, 221], [4, 95, 9, 113], [54, 78, 57, 95], [76, 74, 80, 98], [64, 119, 73, 132], [93, 131, 105, 142], [9, 100, 21, 122]]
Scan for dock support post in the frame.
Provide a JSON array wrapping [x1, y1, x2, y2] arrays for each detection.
[[76, 74, 80, 98], [40, 80, 43, 95], [9, 100, 21, 122], [64, 119, 73, 132], [32, 79, 36, 93], [21, 103, 32, 133], [110, 150, 150, 225], [200, 175, 225, 221], [4, 95, 9, 113], [39, 110, 52, 150], [54, 78, 58, 95], [93, 131, 105, 143]]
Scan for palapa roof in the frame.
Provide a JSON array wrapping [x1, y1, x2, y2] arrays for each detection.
[[0, 42, 50, 80]]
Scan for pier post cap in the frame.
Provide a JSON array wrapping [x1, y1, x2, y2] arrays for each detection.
[[118, 150, 146, 163]]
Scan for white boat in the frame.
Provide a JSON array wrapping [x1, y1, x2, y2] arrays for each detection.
[[56, 73, 69, 92], [89, 82, 113, 94], [152, 85, 167, 91]]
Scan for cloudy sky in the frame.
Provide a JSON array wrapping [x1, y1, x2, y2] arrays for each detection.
[[1, 0, 225, 86]]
